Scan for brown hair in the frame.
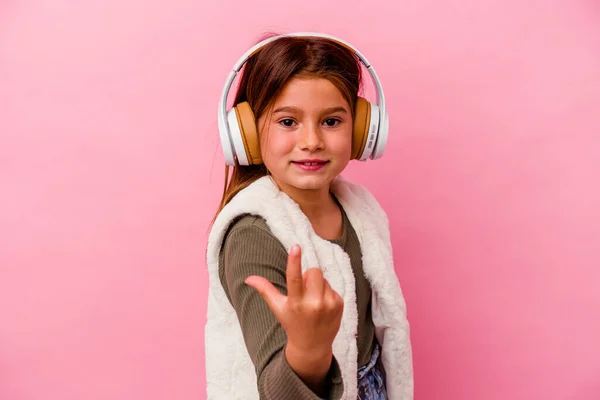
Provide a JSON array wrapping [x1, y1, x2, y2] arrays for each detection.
[[213, 33, 363, 222]]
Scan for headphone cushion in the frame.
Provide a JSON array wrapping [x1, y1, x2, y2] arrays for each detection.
[[352, 97, 371, 160], [234, 101, 262, 165]]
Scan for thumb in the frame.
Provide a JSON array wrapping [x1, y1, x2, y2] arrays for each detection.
[[245, 275, 286, 315]]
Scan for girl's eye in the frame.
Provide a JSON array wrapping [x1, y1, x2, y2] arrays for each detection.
[[324, 118, 341, 127], [279, 118, 296, 127]]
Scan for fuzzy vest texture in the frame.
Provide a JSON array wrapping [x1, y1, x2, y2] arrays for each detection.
[[205, 175, 413, 399]]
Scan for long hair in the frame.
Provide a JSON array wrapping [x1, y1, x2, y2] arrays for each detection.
[[213, 33, 363, 222]]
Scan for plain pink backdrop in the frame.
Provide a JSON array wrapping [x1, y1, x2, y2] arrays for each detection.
[[1, 1, 599, 399]]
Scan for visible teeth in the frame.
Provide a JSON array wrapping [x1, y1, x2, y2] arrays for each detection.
[[304, 162, 318, 166]]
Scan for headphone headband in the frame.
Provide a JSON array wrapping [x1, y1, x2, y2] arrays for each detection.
[[217, 32, 389, 165]]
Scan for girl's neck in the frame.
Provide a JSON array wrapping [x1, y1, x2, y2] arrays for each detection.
[[272, 178, 339, 223]]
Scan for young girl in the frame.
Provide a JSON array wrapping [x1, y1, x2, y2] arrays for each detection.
[[206, 32, 413, 399]]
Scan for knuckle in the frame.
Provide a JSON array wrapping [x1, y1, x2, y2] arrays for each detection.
[[325, 297, 338, 310], [289, 300, 302, 313], [306, 267, 323, 277], [335, 294, 344, 309], [307, 299, 324, 313], [290, 276, 303, 285]]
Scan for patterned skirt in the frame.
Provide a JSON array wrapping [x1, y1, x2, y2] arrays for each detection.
[[357, 342, 388, 399]]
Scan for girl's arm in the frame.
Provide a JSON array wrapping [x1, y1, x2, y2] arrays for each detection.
[[220, 215, 343, 399]]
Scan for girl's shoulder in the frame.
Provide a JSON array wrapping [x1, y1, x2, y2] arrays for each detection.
[[221, 213, 286, 255], [226, 213, 269, 234]]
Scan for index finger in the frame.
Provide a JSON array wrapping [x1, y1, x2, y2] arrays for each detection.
[[286, 244, 304, 299]]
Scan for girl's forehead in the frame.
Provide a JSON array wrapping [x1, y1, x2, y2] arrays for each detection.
[[272, 77, 349, 106]]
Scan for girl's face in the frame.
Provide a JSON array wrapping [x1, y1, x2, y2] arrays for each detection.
[[258, 76, 353, 197]]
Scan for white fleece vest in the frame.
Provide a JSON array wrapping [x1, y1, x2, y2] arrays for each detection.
[[205, 175, 413, 399]]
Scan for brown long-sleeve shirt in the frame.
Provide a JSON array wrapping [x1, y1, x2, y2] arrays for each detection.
[[218, 207, 376, 399]]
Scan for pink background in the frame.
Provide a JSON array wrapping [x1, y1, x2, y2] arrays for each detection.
[[1, 1, 599, 399]]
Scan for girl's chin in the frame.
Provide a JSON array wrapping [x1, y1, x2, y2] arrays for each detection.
[[283, 176, 334, 192]]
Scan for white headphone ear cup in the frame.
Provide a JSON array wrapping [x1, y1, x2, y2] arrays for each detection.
[[371, 111, 388, 160], [226, 108, 250, 166], [358, 102, 380, 161], [219, 112, 235, 166]]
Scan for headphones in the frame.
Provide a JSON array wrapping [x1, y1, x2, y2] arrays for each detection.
[[217, 32, 389, 166]]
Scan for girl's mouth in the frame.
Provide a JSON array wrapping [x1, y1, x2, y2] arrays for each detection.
[[291, 160, 329, 171]]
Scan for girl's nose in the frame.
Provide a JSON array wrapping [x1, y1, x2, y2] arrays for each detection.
[[298, 123, 324, 151]]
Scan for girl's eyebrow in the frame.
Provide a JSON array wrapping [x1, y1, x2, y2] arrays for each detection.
[[272, 106, 300, 114], [272, 106, 348, 114]]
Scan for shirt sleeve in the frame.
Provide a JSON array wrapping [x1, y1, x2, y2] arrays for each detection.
[[220, 218, 344, 400]]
